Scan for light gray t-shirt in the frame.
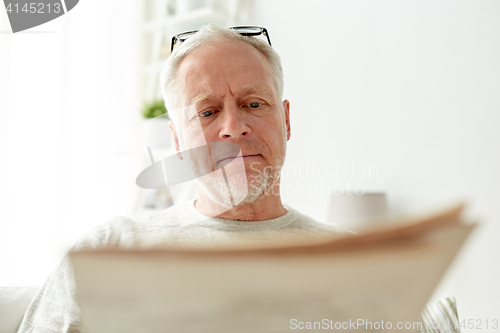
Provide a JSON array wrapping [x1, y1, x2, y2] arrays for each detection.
[[17, 201, 348, 333]]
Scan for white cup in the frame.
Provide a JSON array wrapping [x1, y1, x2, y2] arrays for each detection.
[[327, 192, 388, 230]]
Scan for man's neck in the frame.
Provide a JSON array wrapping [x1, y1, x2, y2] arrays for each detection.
[[194, 190, 287, 221]]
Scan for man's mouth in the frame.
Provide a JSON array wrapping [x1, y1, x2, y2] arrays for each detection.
[[216, 154, 261, 166]]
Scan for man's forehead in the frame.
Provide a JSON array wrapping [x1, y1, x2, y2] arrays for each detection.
[[180, 41, 271, 72], [176, 41, 276, 104]]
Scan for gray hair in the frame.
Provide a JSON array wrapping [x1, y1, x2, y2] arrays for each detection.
[[160, 24, 284, 119]]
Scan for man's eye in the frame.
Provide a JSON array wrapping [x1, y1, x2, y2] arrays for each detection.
[[248, 102, 262, 109], [199, 110, 215, 118]]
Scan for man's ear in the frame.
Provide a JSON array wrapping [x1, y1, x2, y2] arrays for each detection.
[[169, 121, 183, 160], [283, 100, 291, 141]]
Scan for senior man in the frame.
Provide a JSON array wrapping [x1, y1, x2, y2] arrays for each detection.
[[17, 25, 347, 332]]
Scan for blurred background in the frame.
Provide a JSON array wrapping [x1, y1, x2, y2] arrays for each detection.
[[1, 0, 499, 323]]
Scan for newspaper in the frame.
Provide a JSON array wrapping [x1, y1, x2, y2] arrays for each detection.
[[70, 204, 474, 333]]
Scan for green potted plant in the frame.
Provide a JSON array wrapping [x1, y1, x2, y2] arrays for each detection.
[[141, 99, 171, 148], [142, 99, 169, 119]]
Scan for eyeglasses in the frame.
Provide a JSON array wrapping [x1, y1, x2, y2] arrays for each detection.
[[170, 26, 272, 53]]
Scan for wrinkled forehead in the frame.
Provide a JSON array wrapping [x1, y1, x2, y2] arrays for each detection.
[[175, 41, 277, 104]]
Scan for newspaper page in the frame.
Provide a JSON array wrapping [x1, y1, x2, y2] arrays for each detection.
[[70, 205, 474, 333]]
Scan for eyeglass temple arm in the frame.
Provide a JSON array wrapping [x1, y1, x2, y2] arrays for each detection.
[[171, 27, 272, 52]]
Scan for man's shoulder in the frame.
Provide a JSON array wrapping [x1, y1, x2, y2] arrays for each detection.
[[74, 203, 188, 250]]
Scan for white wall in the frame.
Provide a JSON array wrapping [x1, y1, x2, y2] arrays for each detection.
[[250, 0, 500, 323], [0, 0, 139, 286]]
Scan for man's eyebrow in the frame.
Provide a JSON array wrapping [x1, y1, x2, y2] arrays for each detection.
[[245, 86, 269, 95], [190, 94, 211, 105], [190, 86, 269, 105]]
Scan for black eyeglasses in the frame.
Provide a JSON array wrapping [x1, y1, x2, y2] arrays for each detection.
[[170, 26, 272, 53]]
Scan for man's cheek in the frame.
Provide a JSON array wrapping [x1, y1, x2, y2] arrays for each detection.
[[183, 129, 207, 148]]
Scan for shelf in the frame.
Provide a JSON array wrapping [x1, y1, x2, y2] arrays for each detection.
[[134, 0, 237, 217]]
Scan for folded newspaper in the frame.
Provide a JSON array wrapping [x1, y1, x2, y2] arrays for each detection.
[[70, 204, 474, 333]]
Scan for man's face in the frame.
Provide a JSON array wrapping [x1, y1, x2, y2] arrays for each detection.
[[171, 40, 290, 205]]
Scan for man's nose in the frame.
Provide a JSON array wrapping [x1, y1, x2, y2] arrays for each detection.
[[219, 104, 251, 140]]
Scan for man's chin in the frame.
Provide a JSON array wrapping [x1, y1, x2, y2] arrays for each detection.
[[195, 171, 273, 211]]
